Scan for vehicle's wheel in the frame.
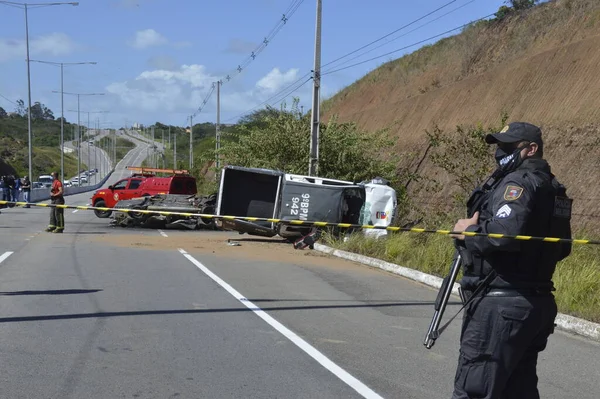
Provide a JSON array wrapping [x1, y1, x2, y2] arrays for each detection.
[[128, 205, 146, 220], [93, 200, 112, 218]]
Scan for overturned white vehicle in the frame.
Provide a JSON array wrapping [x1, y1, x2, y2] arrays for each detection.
[[215, 166, 398, 241]]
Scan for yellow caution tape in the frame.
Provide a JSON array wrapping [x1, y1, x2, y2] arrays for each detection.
[[1, 200, 598, 245]]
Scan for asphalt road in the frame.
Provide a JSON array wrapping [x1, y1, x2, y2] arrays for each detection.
[[1, 136, 599, 398]]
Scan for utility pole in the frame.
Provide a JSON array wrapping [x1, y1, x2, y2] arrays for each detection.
[[77, 95, 81, 176], [87, 111, 90, 184], [113, 129, 116, 166], [151, 125, 155, 167], [95, 118, 98, 184], [308, 0, 322, 176], [59, 91, 104, 179], [189, 115, 193, 170], [216, 80, 221, 178], [173, 127, 177, 169]]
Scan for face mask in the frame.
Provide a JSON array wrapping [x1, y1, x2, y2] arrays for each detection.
[[494, 145, 526, 171]]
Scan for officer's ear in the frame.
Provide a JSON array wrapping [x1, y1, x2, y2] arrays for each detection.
[[526, 142, 539, 157]]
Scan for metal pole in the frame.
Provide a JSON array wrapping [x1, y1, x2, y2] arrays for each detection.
[[216, 80, 221, 177], [173, 127, 177, 169], [77, 94, 81, 179], [113, 129, 116, 166], [60, 63, 64, 183], [308, 0, 322, 176], [87, 111, 90, 185], [189, 116, 193, 170], [24, 4, 33, 184], [95, 118, 98, 184], [151, 126, 155, 167]]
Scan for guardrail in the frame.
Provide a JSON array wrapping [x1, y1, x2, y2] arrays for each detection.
[[28, 169, 115, 203]]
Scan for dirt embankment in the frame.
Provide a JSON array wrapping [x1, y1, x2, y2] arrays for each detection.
[[323, 0, 600, 228]]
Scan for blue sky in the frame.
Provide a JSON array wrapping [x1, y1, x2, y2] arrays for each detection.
[[0, 0, 509, 128]]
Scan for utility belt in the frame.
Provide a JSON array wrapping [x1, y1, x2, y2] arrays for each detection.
[[460, 285, 553, 303]]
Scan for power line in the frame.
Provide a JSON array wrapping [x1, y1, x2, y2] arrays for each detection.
[[322, 12, 497, 76], [187, 0, 305, 123], [324, 0, 479, 72], [218, 1, 480, 124], [322, 0, 465, 69], [224, 73, 313, 123], [0, 93, 17, 105]]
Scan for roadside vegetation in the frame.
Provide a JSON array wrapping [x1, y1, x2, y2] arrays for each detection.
[[0, 100, 86, 178], [97, 136, 136, 166], [324, 117, 600, 323]]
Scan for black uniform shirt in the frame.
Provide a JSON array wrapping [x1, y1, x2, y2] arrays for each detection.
[[461, 158, 572, 290]]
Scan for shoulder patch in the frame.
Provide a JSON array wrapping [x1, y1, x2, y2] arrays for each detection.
[[496, 204, 512, 218], [503, 185, 524, 201]]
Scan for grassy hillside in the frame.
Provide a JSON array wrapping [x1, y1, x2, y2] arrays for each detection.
[[323, 0, 600, 228], [0, 115, 86, 178], [97, 136, 136, 165]]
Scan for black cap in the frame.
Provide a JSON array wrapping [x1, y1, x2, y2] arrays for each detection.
[[485, 122, 543, 145]]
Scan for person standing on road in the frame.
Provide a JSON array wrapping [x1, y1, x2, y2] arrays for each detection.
[[12, 175, 21, 203], [449, 122, 572, 399], [46, 171, 65, 233], [21, 176, 31, 208]]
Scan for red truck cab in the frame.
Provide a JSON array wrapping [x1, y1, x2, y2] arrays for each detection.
[[92, 166, 197, 218]]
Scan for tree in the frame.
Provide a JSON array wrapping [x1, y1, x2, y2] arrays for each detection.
[[220, 99, 402, 188], [30, 102, 44, 121], [15, 99, 26, 117], [42, 104, 55, 120], [0, 107, 7, 119], [510, 0, 537, 10], [426, 113, 509, 205]]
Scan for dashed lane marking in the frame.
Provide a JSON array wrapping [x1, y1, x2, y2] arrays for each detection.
[[0, 252, 14, 265]]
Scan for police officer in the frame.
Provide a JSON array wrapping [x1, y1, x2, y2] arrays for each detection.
[[46, 171, 65, 233], [450, 122, 572, 399]]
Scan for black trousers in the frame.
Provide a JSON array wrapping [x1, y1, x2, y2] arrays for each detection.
[[452, 294, 557, 399]]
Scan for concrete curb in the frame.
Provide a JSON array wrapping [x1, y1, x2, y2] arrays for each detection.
[[313, 243, 600, 342]]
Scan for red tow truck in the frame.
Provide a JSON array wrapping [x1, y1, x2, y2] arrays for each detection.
[[91, 166, 197, 218]]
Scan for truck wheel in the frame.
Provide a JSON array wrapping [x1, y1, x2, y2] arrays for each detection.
[[94, 200, 112, 218]]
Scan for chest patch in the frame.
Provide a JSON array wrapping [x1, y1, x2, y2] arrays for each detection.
[[503, 185, 523, 201]]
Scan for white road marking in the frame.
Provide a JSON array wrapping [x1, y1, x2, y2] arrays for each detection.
[[0, 251, 14, 264], [72, 210, 79, 213], [158, 230, 168, 237], [177, 248, 384, 399]]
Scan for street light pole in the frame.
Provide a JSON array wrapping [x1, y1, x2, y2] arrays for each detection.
[[56, 91, 104, 182], [189, 115, 193, 170], [0, 1, 80, 185], [32, 60, 96, 183], [25, 3, 33, 184]]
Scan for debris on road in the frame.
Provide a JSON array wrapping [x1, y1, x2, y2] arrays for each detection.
[[109, 193, 217, 230]]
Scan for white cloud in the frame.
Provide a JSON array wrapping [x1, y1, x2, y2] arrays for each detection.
[[106, 64, 215, 112], [256, 68, 299, 92], [105, 65, 314, 123], [128, 29, 168, 49], [0, 33, 78, 63]]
